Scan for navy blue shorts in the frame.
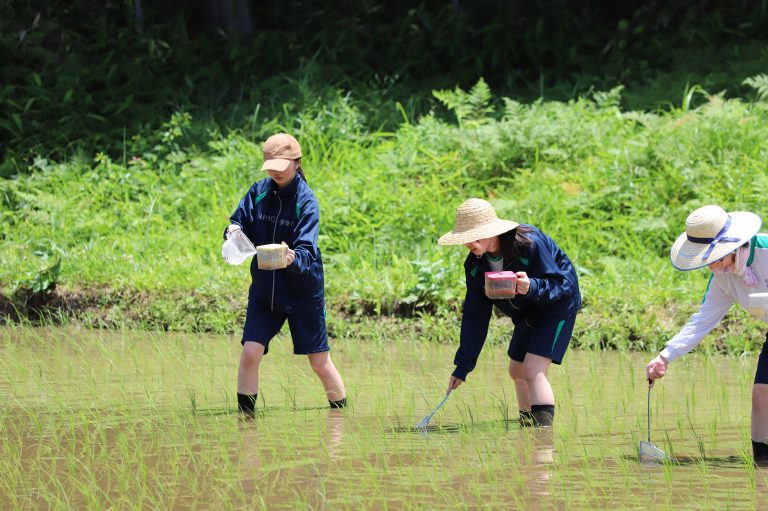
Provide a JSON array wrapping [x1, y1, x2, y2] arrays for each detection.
[[755, 333, 768, 385], [242, 297, 329, 356], [508, 307, 577, 364]]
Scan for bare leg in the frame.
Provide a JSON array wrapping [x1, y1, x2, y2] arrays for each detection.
[[508, 359, 531, 411], [237, 341, 265, 395], [522, 353, 554, 405], [753, 384, 768, 442], [308, 351, 346, 402]]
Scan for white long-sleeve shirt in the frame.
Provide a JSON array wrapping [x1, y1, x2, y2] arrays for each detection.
[[661, 234, 768, 362]]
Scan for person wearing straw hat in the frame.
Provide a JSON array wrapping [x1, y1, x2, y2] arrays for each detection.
[[225, 133, 347, 415], [646, 204, 768, 465], [439, 198, 581, 427]]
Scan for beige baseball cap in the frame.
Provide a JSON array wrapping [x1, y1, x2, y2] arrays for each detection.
[[261, 133, 302, 172]]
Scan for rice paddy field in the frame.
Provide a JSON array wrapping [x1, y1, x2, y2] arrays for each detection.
[[4, 5, 768, 509], [2, 323, 766, 510]]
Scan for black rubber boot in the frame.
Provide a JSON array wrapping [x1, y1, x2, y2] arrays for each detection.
[[329, 397, 347, 409], [237, 392, 257, 415], [753, 440, 768, 466], [531, 404, 555, 427], [519, 410, 536, 427]]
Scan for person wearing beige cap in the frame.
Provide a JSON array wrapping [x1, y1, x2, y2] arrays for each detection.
[[646, 204, 768, 464], [225, 133, 346, 414], [438, 198, 581, 427]]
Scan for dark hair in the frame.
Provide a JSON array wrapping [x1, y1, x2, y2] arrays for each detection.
[[296, 159, 307, 183], [498, 226, 534, 261]]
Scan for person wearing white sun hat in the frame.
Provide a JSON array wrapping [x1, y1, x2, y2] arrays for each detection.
[[646, 204, 768, 465], [439, 198, 581, 427]]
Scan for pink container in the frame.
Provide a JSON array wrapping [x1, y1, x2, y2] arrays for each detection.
[[484, 271, 518, 299]]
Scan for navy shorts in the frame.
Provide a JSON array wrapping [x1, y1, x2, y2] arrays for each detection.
[[242, 297, 329, 356], [508, 307, 577, 365], [756, 333, 768, 385]]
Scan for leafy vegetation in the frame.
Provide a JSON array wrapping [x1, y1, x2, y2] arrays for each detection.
[[2, 76, 768, 353], [3, 1, 768, 353]]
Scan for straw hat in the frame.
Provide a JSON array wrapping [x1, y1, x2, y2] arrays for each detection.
[[670, 205, 762, 271], [438, 198, 519, 245], [261, 133, 302, 172]]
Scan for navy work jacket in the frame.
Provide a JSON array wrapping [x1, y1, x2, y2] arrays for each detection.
[[454, 226, 582, 380], [228, 173, 324, 311]]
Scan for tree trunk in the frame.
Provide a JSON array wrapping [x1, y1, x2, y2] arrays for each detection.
[[202, 0, 254, 38]]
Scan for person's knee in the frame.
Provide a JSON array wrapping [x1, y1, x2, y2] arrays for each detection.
[[509, 362, 525, 382], [241, 342, 265, 367], [523, 363, 545, 384], [522, 354, 551, 384], [310, 354, 333, 376], [753, 384, 768, 412]]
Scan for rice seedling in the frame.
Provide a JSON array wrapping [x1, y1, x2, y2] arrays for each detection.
[[2, 325, 763, 509]]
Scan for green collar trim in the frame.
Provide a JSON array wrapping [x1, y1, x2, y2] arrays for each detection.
[[748, 234, 768, 266], [748, 237, 756, 266], [487, 254, 502, 262], [702, 274, 714, 304]]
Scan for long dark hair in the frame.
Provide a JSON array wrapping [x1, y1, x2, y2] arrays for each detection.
[[296, 159, 307, 183], [498, 225, 534, 261]]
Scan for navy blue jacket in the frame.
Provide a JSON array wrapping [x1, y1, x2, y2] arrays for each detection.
[[453, 226, 581, 380], [228, 173, 324, 311]]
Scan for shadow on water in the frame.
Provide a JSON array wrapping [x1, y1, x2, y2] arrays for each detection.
[[195, 404, 333, 418], [621, 453, 749, 468], [391, 418, 522, 434]]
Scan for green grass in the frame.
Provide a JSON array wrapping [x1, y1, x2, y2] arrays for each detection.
[[2, 80, 768, 353]]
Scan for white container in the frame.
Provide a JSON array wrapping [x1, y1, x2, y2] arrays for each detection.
[[748, 292, 768, 318], [222, 229, 256, 265], [256, 243, 288, 270]]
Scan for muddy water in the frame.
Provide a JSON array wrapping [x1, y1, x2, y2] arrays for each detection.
[[1, 326, 766, 509]]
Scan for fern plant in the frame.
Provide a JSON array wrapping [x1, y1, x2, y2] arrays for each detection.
[[592, 85, 624, 109], [433, 78, 494, 127], [743, 74, 768, 102]]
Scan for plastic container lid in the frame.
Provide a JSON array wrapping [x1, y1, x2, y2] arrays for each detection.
[[485, 271, 518, 281]]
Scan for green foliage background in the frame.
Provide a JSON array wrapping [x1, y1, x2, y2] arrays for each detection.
[[2, 1, 768, 354]]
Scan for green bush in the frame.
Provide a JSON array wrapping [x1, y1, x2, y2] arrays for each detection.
[[2, 78, 768, 355]]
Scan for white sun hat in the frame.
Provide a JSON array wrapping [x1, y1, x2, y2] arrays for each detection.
[[670, 205, 762, 271], [438, 198, 519, 246]]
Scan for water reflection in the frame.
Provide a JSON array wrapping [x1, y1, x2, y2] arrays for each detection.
[[518, 427, 554, 496], [325, 409, 345, 459], [236, 408, 346, 498], [236, 418, 261, 496], [758, 468, 768, 501]]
